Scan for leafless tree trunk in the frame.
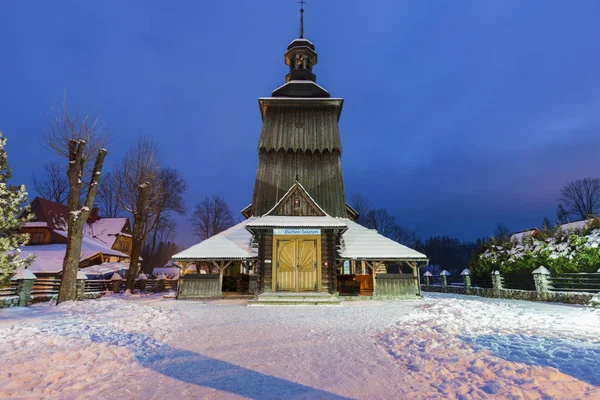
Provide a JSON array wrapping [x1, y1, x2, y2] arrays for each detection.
[[559, 177, 600, 220], [350, 193, 371, 225], [58, 140, 106, 303], [365, 208, 397, 237], [190, 196, 234, 240], [145, 168, 187, 269], [118, 136, 161, 292], [32, 161, 69, 204], [97, 171, 124, 218], [41, 101, 109, 304]]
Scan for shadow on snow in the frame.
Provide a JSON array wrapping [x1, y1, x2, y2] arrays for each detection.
[[460, 333, 600, 386], [69, 321, 351, 400]]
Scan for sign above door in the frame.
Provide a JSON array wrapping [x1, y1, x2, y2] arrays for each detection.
[[273, 228, 321, 235]]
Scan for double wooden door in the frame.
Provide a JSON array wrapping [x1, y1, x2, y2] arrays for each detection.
[[275, 237, 319, 291]]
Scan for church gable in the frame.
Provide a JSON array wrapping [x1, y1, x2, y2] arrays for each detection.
[[267, 182, 326, 217]]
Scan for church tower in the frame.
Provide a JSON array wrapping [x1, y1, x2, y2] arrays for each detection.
[[250, 5, 347, 218]]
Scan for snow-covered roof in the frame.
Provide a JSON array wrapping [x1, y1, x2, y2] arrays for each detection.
[[54, 231, 129, 258], [21, 221, 49, 228], [80, 262, 129, 276], [152, 267, 179, 275], [510, 229, 538, 243], [559, 219, 595, 233], [246, 216, 347, 229], [339, 219, 428, 261], [85, 218, 129, 247], [172, 218, 258, 260], [16, 233, 130, 274]]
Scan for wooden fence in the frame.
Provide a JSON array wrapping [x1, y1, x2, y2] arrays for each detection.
[[1, 276, 178, 308], [548, 273, 600, 293], [0, 281, 18, 298]]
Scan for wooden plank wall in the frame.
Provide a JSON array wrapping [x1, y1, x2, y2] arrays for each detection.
[[321, 230, 336, 293], [178, 274, 221, 299], [260, 231, 274, 292], [273, 187, 324, 217]]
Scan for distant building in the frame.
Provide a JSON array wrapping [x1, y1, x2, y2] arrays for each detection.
[[559, 218, 600, 234], [510, 229, 542, 243], [17, 197, 133, 277]]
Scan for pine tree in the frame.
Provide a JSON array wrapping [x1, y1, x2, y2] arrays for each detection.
[[0, 132, 34, 286]]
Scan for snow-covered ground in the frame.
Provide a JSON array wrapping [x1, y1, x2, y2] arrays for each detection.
[[0, 293, 598, 399]]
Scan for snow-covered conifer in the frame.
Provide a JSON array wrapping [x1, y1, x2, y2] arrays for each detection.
[[0, 132, 34, 286]]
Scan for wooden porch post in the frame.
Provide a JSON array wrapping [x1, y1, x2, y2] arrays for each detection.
[[213, 260, 233, 292], [365, 260, 376, 296]]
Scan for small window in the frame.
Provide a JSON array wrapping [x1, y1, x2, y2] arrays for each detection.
[[29, 232, 44, 245]]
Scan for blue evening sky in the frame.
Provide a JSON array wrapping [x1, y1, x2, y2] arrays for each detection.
[[2, 1, 600, 246]]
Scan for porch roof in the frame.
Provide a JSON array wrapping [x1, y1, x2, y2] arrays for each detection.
[[246, 215, 347, 230], [339, 219, 428, 261], [172, 218, 258, 261]]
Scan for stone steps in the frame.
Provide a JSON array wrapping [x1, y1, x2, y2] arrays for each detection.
[[248, 292, 342, 306]]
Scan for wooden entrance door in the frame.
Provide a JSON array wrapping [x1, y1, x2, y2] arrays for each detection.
[[274, 236, 320, 292], [297, 239, 317, 291], [276, 239, 297, 291]]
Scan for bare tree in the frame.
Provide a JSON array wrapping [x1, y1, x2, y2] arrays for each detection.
[[365, 208, 397, 237], [41, 101, 108, 304], [350, 193, 371, 225], [118, 135, 161, 292], [96, 171, 124, 218], [556, 204, 570, 224], [389, 225, 420, 248], [493, 223, 511, 242], [190, 196, 234, 241], [144, 168, 187, 269], [32, 161, 69, 204], [559, 177, 600, 220]]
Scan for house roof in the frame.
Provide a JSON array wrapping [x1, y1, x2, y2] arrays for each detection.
[[559, 218, 596, 233], [172, 218, 258, 261], [338, 219, 428, 261], [85, 218, 129, 247], [16, 239, 129, 274], [29, 197, 70, 230], [510, 229, 539, 243], [80, 262, 129, 277]]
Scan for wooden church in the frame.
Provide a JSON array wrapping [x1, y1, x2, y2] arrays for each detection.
[[173, 6, 428, 303]]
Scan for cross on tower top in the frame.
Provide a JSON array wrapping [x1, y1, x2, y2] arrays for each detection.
[[298, 0, 306, 38]]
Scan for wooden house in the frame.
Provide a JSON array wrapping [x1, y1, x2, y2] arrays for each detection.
[[172, 7, 429, 302], [18, 197, 132, 276]]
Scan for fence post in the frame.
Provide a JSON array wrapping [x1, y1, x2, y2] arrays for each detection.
[[12, 267, 36, 307], [76, 269, 88, 300], [461, 269, 471, 291], [137, 273, 148, 292], [158, 273, 166, 292], [491, 270, 503, 292], [110, 272, 123, 293], [440, 270, 450, 291], [423, 271, 432, 288], [532, 266, 550, 300]]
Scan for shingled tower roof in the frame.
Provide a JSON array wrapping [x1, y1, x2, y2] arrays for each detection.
[[250, 6, 347, 217]]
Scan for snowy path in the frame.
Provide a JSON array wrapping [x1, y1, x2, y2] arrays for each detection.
[[0, 293, 598, 399]]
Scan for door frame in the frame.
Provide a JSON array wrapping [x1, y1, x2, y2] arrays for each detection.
[[272, 234, 322, 292]]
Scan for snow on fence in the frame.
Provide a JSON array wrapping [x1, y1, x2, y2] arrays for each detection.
[[421, 267, 600, 306], [0, 268, 178, 308], [0, 281, 18, 298]]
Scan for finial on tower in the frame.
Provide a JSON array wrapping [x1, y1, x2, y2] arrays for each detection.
[[299, 0, 306, 38]]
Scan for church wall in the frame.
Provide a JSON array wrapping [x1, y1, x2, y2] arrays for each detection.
[[252, 149, 346, 217], [258, 230, 274, 293]]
